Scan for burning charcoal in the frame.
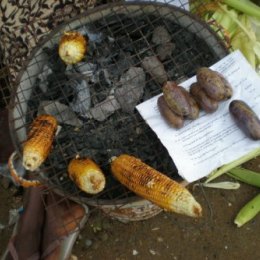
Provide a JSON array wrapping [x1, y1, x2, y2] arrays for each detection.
[[156, 42, 175, 61], [115, 67, 146, 113], [152, 26, 171, 45], [141, 56, 168, 85], [37, 65, 53, 93], [88, 95, 120, 122], [70, 78, 91, 117], [38, 100, 83, 127]]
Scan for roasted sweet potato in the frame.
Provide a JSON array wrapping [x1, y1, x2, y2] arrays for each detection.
[[229, 100, 260, 140]]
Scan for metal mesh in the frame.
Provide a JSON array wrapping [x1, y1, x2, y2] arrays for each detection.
[[3, 2, 229, 209]]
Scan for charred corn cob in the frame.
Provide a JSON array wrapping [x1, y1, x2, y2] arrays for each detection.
[[23, 114, 58, 171], [68, 157, 106, 194], [111, 154, 202, 217]]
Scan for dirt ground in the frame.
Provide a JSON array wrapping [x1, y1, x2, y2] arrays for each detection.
[[1, 158, 260, 259]]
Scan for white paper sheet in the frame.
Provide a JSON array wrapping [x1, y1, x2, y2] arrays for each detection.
[[136, 51, 260, 182]]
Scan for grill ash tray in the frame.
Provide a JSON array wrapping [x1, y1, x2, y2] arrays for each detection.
[[10, 3, 228, 205]]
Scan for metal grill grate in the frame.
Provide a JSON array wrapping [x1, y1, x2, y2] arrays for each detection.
[[4, 2, 229, 215]]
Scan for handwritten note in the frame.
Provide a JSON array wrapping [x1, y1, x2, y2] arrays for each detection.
[[136, 51, 260, 182]]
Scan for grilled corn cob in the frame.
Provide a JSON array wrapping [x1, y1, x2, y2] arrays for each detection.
[[58, 31, 87, 64], [111, 154, 202, 217], [9, 152, 41, 187], [23, 114, 58, 171], [68, 157, 106, 194]]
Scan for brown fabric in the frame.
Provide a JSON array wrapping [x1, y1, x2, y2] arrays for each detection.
[[0, 0, 99, 81]]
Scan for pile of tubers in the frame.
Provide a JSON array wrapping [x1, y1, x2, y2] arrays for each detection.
[[158, 67, 260, 141], [158, 67, 233, 128]]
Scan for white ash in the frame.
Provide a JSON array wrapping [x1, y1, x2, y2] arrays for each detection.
[[37, 64, 53, 93], [70, 79, 91, 117], [55, 125, 62, 136], [87, 95, 120, 122], [115, 84, 143, 113], [152, 26, 175, 61], [141, 56, 168, 85], [115, 67, 146, 113], [152, 26, 171, 45], [157, 42, 175, 61], [66, 63, 98, 84], [38, 100, 83, 127], [73, 62, 97, 77], [78, 25, 104, 43], [119, 67, 145, 87]]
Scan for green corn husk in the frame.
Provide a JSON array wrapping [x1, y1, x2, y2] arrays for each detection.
[[205, 148, 260, 183], [227, 167, 260, 188], [190, 0, 260, 72], [234, 193, 260, 227]]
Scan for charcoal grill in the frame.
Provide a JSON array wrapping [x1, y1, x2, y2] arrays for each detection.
[[8, 2, 228, 221]]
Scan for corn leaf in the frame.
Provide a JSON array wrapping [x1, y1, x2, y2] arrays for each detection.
[[205, 148, 260, 183], [222, 0, 260, 19], [232, 30, 256, 68], [211, 7, 238, 38], [227, 167, 260, 188]]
